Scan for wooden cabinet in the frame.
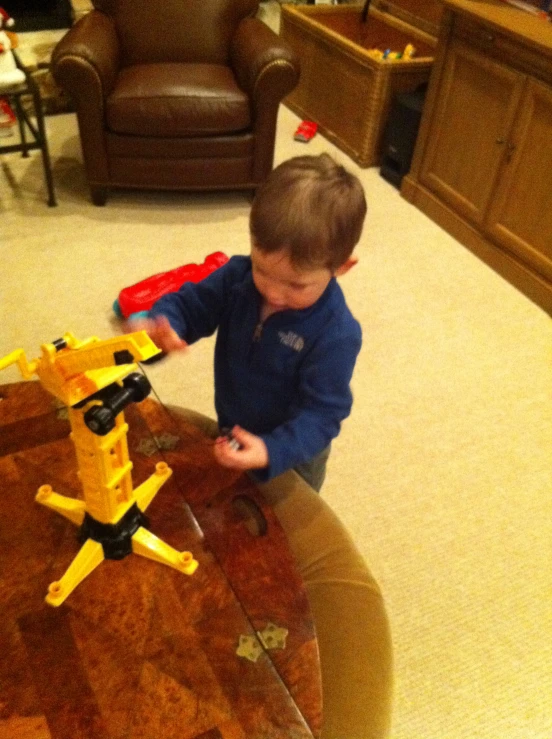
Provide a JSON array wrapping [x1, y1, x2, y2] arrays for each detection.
[[486, 78, 552, 284], [419, 39, 525, 226], [402, 0, 552, 314]]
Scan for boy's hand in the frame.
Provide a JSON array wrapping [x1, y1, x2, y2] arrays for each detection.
[[213, 426, 269, 471], [128, 316, 188, 354]]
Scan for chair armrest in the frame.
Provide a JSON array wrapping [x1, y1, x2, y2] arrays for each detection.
[[258, 471, 394, 739], [51, 11, 120, 190], [51, 10, 120, 100], [230, 17, 300, 104]]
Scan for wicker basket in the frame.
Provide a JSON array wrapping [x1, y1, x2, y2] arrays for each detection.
[[280, 1, 443, 167]]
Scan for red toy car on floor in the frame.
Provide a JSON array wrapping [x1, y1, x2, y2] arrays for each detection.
[[294, 120, 318, 142], [113, 251, 229, 320]]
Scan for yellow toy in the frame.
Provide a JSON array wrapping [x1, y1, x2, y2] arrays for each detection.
[[367, 48, 384, 61], [0, 331, 198, 606], [366, 43, 416, 62]]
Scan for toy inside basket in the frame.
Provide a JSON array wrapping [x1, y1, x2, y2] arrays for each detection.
[[281, 0, 443, 167]]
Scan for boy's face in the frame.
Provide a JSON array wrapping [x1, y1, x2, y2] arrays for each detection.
[[251, 245, 334, 313]]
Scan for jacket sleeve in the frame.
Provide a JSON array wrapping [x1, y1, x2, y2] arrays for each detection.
[[256, 324, 362, 481], [149, 256, 246, 344]]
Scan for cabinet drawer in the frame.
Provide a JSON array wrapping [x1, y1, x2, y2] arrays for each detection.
[[452, 14, 552, 85]]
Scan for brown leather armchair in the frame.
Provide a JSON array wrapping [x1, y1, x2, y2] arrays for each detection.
[[51, 0, 300, 205]]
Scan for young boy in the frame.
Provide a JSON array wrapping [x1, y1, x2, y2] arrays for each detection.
[[135, 153, 366, 491]]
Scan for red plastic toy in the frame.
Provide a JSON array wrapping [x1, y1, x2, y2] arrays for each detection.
[[294, 120, 318, 142], [114, 251, 229, 320]]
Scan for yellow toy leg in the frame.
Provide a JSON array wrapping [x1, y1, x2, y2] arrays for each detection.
[[45, 538, 105, 607], [133, 461, 173, 513], [132, 527, 198, 576], [36, 485, 87, 526]]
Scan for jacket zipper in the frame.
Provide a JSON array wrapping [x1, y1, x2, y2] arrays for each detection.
[[252, 321, 263, 342]]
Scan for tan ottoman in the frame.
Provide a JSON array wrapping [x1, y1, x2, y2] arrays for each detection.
[[169, 407, 393, 739]]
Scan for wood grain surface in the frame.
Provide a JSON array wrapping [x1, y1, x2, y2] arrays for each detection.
[[0, 380, 322, 739]]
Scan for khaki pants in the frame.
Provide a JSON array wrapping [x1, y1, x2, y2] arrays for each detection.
[[294, 443, 331, 492]]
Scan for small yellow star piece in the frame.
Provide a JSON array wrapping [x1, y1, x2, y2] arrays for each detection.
[[236, 634, 263, 663], [156, 432, 180, 451], [137, 434, 180, 457], [137, 437, 158, 457], [56, 406, 69, 421], [257, 622, 288, 651]]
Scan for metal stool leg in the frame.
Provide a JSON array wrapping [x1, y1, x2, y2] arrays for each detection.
[[13, 93, 29, 157], [31, 86, 57, 207]]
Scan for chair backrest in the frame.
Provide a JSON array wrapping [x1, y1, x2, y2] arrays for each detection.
[[93, 0, 259, 65]]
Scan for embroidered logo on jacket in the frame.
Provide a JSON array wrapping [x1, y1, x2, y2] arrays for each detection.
[[278, 331, 304, 352]]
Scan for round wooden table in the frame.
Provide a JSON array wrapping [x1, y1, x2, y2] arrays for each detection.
[[0, 380, 322, 739]]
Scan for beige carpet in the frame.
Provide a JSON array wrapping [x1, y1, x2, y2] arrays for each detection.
[[2, 8, 552, 739]]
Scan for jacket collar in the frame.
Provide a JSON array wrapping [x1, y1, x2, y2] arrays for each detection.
[[235, 263, 338, 321]]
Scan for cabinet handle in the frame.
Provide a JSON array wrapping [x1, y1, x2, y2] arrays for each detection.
[[496, 138, 505, 145]]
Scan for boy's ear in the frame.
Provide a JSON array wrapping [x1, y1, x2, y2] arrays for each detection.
[[334, 256, 358, 276]]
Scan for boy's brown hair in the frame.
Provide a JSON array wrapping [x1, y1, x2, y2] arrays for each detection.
[[249, 153, 367, 272]]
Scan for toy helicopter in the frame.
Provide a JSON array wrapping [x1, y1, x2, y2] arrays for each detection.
[[0, 331, 198, 607]]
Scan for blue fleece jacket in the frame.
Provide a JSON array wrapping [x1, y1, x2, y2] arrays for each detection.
[[150, 255, 362, 481]]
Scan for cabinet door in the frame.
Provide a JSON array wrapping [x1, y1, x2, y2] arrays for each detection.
[[485, 78, 552, 282], [420, 39, 525, 226]]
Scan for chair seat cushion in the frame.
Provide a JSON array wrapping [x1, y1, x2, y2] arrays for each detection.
[[106, 63, 251, 138]]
